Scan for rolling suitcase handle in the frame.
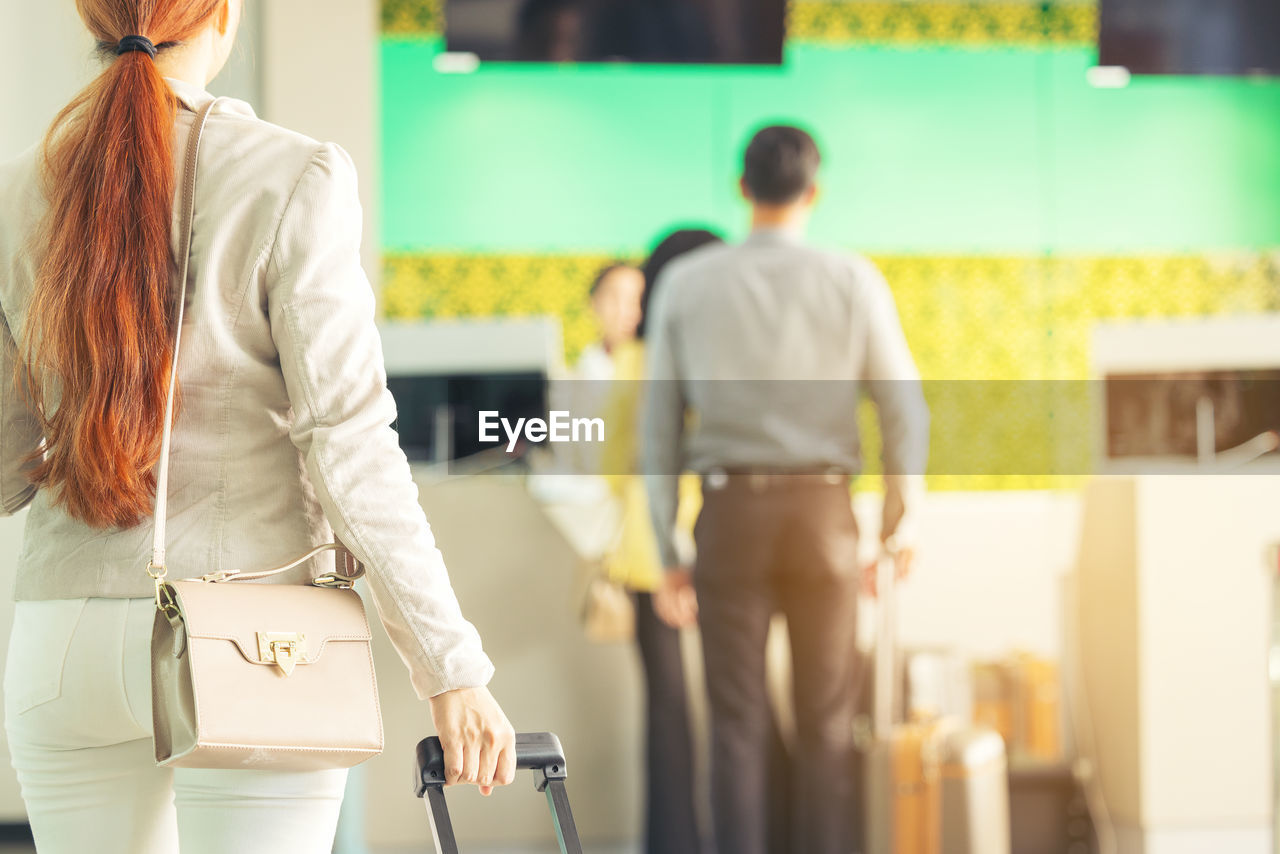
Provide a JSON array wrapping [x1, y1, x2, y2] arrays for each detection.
[[873, 537, 902, 738], [415, 731, 583, 854]]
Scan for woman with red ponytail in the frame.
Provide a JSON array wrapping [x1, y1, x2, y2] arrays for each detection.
[[0, 2, 514, 851]]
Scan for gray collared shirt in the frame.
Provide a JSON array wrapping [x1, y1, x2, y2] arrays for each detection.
[[641, 228, 929, 568]]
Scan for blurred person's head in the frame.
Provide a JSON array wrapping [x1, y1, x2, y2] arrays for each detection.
[[740, 124, 821, 230], [637, 228, 724, 339], [23, 0, 243, 529], [589, 263, 645, 352]]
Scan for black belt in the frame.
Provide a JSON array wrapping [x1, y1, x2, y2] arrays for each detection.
[[702, 466, 853, 490]]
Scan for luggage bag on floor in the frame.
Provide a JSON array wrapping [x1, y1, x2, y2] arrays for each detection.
[[905, 648, 974, 723], [863, 551, 1011, 854], [865, 719, 943, 854], [415, 731, 583, 854], [972, 654, 1062, 764], [864, 550, 940, 854], [938, 726, 1010, 854]]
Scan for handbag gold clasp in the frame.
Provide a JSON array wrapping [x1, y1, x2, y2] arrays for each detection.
[[311, 572, 358, 589], [256, 632, 307, 676]]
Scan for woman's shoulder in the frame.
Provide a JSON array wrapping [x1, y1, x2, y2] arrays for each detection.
[[193, 97, 361, 226], [198, 96, 332, 179]]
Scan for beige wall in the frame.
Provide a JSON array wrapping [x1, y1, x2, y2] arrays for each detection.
[[260, 0, 381, 284], [0, 2, 263, 162], [0, 2, 96, 161]]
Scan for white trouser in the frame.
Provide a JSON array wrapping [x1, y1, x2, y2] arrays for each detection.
[[4, 597, 348, 854]]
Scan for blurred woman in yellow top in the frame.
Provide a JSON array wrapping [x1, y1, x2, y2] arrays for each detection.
[[589, 229, 724, 854]]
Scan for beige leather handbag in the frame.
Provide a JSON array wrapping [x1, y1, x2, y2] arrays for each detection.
[[148, 99, 384, 771]]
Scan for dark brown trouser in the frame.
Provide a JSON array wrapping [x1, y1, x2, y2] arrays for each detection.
[[694, 475, 860, 854]]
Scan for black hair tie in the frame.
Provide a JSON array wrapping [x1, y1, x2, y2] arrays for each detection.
[[116, 35, 157, 58]]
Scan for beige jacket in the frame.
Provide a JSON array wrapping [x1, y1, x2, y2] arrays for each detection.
[[0, 79, 493, 700]]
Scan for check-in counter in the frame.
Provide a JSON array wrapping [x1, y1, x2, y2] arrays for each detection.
[[1075, 475, 1278, 854]]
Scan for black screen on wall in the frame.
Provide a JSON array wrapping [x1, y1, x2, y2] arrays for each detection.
[[1100, 0, 1280, 75], [386, 372, 548, 462], [444, 0, 786, 64]]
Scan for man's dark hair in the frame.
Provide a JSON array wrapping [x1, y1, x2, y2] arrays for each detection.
[[742, 124, 821, 205]]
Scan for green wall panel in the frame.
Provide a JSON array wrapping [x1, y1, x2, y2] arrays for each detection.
[[719, 46, 1047, 251], [1044, 56, 1280, 251], [381, 38, 1280, 254]]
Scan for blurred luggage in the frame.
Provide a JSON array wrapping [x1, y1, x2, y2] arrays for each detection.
[[971, 662, 1015, 746], [905, 648, 974, 723], [415, 731, 582, 854], [863, 551, 941, 854], [862, 552, 1011, 854], [939, 727, 1011, 854], [865, 719, 944, 854], [973, 653, 1062, 763], [1011, 653, 1061, 761]]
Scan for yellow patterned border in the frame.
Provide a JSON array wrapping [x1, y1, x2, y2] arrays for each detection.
[[383, 0, 443, 37], [790, 2, 1096, 45], [384, 253, 623, 364], [382, 0, 1098, 46], [384, 251, 1280, 376], [382, 250, 1279, 491]]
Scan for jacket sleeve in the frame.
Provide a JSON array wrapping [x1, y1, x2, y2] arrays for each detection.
[[0, 310, 41, 516], [856, 257, 930, 542], [266, 143, 494, 699]]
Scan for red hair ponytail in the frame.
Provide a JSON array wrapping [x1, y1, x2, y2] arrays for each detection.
[[22, 0, 222, 529]]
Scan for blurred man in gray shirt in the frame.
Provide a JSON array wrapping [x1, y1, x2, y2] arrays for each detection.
[[642, 125, 929, 854]]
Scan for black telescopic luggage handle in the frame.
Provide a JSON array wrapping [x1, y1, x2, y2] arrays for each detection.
[[415, 731, 583, 854]]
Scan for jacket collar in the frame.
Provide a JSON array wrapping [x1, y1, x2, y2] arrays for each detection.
[[745, 226, 806, 247], [164, 77, 257, 120]]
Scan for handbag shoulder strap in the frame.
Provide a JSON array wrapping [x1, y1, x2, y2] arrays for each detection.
[[146, 98, 364, 590], [148, 97, 217, 579]]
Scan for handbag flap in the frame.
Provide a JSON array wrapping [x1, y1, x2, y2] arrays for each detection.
[[168, 580, 371, 666]]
